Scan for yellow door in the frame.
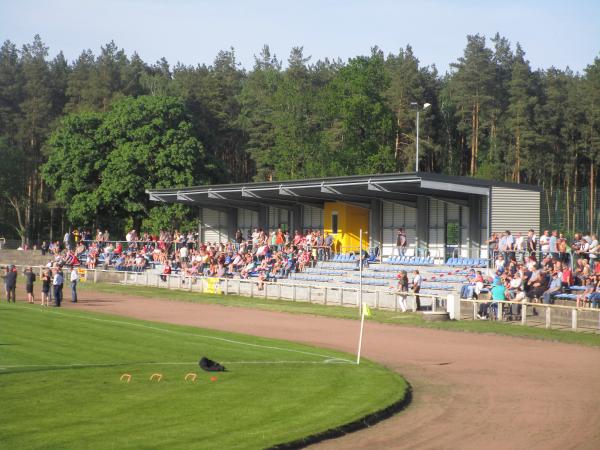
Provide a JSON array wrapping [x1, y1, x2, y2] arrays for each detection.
[[323, 202, 369, 253]]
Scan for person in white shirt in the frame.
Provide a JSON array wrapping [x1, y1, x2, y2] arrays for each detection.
[[70, 266, 79, 303], [412, 269, 422, 311], [589, 234, 599, 263], [539, 230, 550, 256], [52, 269, 64, 307], [180, 245, 188, 263]]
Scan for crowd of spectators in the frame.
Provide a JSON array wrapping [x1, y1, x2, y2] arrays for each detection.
[[36, 227, 336, 285], [465, 229, 600, 315]]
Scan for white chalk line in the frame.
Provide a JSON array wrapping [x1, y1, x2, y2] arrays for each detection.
[[13, 305, 354, 364], [0, 360, 351, 371]]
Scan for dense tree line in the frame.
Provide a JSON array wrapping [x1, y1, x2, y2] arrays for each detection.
[[0, 34, 599, 244]]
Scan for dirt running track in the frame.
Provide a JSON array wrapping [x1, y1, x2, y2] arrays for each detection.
[[12, 288, 600, 449]]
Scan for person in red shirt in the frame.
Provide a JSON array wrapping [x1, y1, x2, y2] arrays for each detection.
[[160, 262, 172, 282], [561, 263, 573, 289]]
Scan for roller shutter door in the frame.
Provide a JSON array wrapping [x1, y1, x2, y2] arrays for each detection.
[[460, 206, 470, 257], [382, 202, 417, 256], [480, 196, 489, 257], [201, 208, 229, 243], [302, 205, 323, 231], [491, 187, 540, 235], [428, 199, 445, 258], [268, 207, 288, 232], [237, 209, 258, 233]]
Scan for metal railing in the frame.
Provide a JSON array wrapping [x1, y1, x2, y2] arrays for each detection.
[[5, 262, 597, 332], [460, 298, 600, 332]]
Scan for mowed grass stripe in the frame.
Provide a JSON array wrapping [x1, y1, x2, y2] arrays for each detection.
[[0, 304, 407, 449]]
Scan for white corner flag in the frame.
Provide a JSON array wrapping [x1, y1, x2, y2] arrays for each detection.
[[356, 301, 371, 365]]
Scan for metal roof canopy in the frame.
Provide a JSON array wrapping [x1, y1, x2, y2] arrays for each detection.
[[147, 172, 541, 209]]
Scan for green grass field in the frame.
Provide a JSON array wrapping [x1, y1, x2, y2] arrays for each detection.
[[80, 282, 600, 348], [0, 303, 408, 450]]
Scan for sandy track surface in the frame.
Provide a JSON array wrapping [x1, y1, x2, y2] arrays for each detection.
[[9, 288, 600, 449]]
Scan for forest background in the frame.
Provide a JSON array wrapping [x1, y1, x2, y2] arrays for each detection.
[[0, 33, 599, 245]]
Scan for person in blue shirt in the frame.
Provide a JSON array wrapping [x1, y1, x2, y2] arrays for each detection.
[[478, 279, 506, 319], [542, 271, 562, 304], [549, 230, 559, 259]]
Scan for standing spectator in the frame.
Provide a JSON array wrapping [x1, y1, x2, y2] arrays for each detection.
[[41, 268, 51, 306], [2, 266, 8, 300], [396, 228, 407, 257], [396, 270, 409, 312], [180, 245, 188, 265], [3, 266, 17, 302], [539, 230, 550, 257], [52, 268, 64, 307], [549, 230, 559, 259], [63, 230, 72, 251], [24, 267, 36, 304], [70, 266, 79, 303], [527, 229, 537, 254], [41, 240, 49, 256], [412, 269, 422, 311], [505, 230, 515, 261], [589, 234, 599, 265], [324, 232, 333, 260]]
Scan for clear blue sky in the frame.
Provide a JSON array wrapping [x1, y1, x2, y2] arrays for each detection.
[[1, 0, 598, 73]]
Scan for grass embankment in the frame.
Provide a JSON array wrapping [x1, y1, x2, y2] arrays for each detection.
[[80, 282, 600, 348], [0, 303, 408, 450]]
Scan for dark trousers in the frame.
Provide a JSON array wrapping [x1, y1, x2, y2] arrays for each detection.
[[53, 284, 63, 307], [413, 287, 421, 310], [7, 286, 16, 302]]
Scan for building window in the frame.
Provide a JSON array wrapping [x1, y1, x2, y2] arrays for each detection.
[[331, 212, 338, 234]]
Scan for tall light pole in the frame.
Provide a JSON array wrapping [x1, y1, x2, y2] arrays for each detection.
[[410, 102, 431, 172]]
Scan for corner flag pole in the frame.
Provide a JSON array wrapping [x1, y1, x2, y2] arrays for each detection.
[[359, 228, 363, 312], [357, 228, 364, 365]]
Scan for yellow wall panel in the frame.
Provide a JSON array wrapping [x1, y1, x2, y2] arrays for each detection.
[[323, 201, 369, 253]]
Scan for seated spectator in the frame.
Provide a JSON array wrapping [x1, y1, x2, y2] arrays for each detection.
[[542, 271, 562, 304]]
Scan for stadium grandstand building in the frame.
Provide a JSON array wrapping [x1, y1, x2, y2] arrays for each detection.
[[147, 172, 541, 261]]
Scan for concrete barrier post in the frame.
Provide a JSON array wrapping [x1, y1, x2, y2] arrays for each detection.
[[447, 294, 460, 320], [521, 304, 527, 325], [93, 269, 98, 284], [250, 281, 254, 298], [124, 271, 128, 285], [278, 283, 282, 300], [324, 287, 328, 305], [571, 309, 578, 330], [292, 284, 296, 301], [545, 307, 551, 329], [473, 301, 477, 320], [307, 285, 312, 303], [376, 290, 380, 308], [224, 278, 229, 295], [432, 296, 437, 312]]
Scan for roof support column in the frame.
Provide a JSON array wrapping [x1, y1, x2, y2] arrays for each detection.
[[468, 195, 482, 259], [290, 204, 302, 234], [258, 205, 269, 232], [416, 196, 429, 254], [369, 199, 382, 254]]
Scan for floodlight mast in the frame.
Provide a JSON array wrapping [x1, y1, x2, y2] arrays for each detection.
[[411, 102, 431, 172]]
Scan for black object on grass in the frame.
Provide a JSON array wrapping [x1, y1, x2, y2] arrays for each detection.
[[199, 357, 226, 372]]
